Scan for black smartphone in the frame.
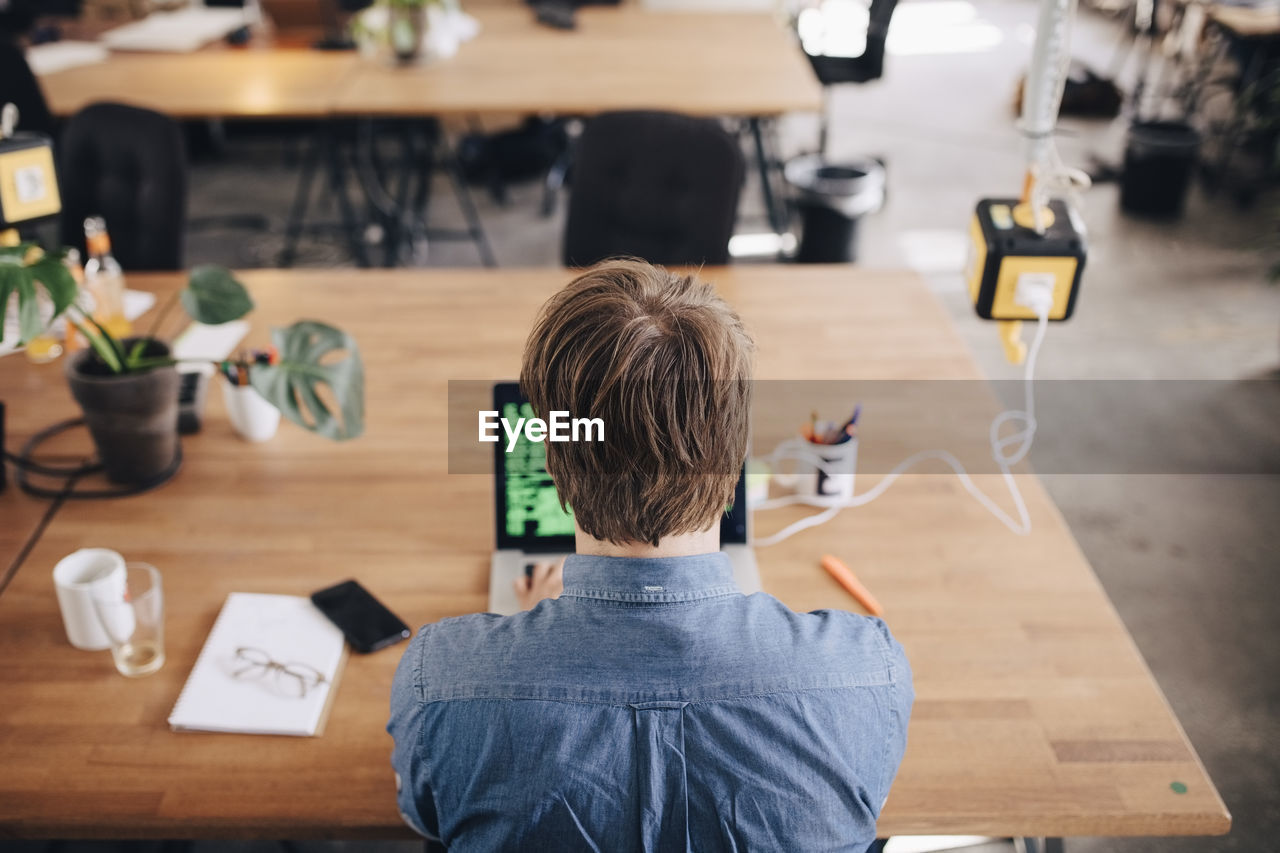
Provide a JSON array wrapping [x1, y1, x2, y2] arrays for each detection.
[[310, 580, 412, 654]]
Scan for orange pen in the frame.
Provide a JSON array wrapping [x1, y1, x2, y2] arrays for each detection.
[[820, 554, 884, 617]]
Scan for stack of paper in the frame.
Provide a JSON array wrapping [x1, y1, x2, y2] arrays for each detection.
[[169, 593, 348, 737], [102, 8, 248, 53], [25, 41, 110, 75]]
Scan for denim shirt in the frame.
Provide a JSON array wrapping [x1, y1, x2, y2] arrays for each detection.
[[388, 552, 913, 852]]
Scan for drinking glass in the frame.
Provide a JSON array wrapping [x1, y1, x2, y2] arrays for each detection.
[[92, 563, 165, 677]]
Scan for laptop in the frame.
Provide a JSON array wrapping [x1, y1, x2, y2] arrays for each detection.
[[488, 382, 761, 614]]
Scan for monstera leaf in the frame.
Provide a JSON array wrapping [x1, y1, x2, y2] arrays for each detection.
[[0, 245, 76, 344], [250, 320, 364, 441], [180, 265, 253, 325]]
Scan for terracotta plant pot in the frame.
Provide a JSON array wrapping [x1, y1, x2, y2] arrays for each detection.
[[66, 338, 181, 484]]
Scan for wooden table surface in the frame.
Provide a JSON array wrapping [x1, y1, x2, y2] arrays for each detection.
[[38, 6, 821, 119], [330, 6, 822, 118], [0, 489, 52, 593], [38, 48, 360, 120], [0, 268, 1228, 840]]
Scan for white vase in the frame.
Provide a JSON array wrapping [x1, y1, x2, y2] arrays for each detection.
[[220, 381, 281, 443]]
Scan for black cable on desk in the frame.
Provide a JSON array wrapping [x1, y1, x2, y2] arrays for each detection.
[[5, 417, 182, 500], [0, 418, 181, 596], [0, 469, 78, 598]]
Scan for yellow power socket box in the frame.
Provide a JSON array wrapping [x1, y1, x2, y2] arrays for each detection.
[[966, 197, 1086, 322]]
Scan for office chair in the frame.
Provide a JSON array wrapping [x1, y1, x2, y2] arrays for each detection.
[[0, 38, 55, 137], [0, 3, 36, 39], [801, 0, 898, 152], [562, 111, 744, 267], [59, 103, 188, 271]]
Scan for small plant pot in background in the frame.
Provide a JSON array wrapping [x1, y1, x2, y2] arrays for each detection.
[[66, 339, 180, 484], [221, 381, 281, 442]]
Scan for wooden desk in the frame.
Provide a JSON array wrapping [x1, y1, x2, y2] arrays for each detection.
[[0, 268, 1228, 840], [37, 6, 820, 119], [38, 48, 359, 120], [331, 6, 822, 117]]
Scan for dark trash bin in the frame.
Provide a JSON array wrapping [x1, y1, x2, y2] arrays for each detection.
[[1120, 120, 1200, 219], [785, 155, 886, 263]]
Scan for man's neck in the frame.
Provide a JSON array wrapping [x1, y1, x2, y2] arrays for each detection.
[[575, 525, 720, 559]]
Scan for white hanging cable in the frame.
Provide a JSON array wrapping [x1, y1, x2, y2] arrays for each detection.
[[753, 0, 1080, 547], [753, 305, 1051, 548]]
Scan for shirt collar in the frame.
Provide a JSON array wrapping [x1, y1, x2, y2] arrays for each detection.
[[561, 552, 740, 604]]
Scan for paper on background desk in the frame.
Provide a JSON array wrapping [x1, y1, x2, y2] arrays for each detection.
[[169, 593, 348, 737], [26, 41, 109, 76], [641, 0, 775, 8], [0, 289, 156, 359], [172, 320, 250, 375], [102, 7, 247, 53]]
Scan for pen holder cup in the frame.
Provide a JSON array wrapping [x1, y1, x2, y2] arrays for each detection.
[[220, 381, 281, 443], [775, 435, 858, 503]]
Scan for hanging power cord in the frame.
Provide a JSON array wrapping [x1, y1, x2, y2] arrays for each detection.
[[749, 0, 1089, 547], [754, 294, 1053, 548]]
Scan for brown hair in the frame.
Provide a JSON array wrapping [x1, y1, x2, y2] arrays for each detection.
[[520, 259, 754, 546]]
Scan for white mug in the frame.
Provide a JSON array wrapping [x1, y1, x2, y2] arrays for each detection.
[[221, 381, 281, 442], [774, 436, 858, 503], [52, 548, 127, 650]]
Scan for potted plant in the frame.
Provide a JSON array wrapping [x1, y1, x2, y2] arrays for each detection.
[[0, 245, 363, 483]]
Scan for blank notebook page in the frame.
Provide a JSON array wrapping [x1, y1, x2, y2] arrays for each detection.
[[169, 593, 346, 736]]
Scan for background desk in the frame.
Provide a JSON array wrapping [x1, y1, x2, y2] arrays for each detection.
[[34, 6, 820, 258], [330, 6, 822, 118], [0, 268, 1228, 841], [37, 7, 822, 120], [38, 49, 359, 120]]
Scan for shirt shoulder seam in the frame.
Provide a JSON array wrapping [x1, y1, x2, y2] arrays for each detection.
[[414, 681, 898, 706]]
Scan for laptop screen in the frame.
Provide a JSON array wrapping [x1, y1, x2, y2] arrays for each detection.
[[493, 383, 748, 552]]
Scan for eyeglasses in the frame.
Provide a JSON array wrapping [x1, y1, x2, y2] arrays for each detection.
[[232, 646, 327, 699]]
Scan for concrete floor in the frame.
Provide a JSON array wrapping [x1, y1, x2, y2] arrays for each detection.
[[10, 1, 1276, 852]]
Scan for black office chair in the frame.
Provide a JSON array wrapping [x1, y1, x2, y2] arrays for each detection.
[[59, 103, 188, 271], [562, 111, 744, 268], [0, 37, 55, 138], [801, 0, 898, 152], [804, 0, 896, 85]]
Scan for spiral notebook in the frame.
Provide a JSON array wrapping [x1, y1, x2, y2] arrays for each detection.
[[169, 593, 348, 737]]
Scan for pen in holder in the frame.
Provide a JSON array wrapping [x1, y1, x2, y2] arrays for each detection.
[[770, 434, 858, 504], [793, 435, 858, 502], [219, 350, 281, 442]]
